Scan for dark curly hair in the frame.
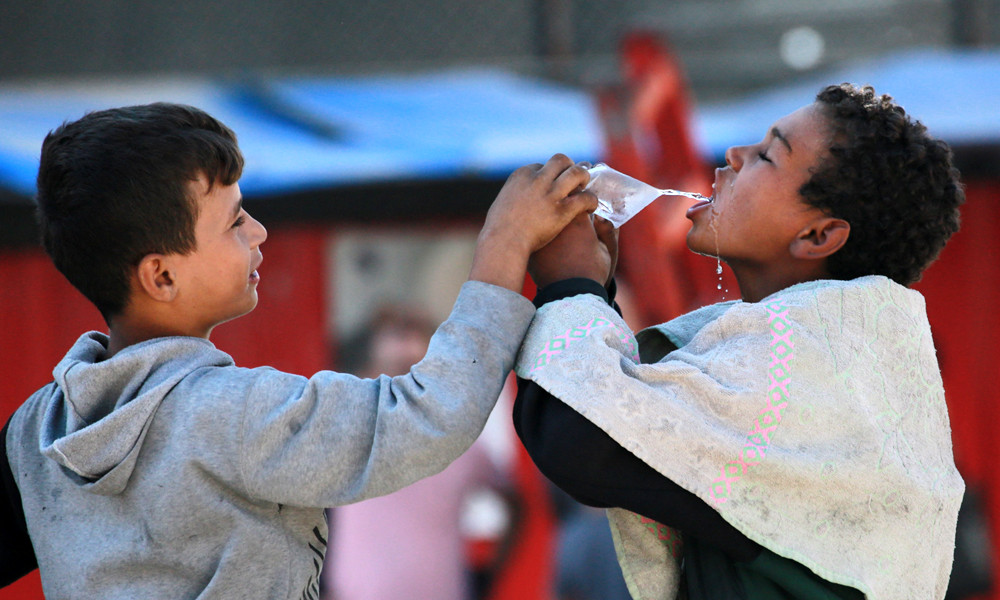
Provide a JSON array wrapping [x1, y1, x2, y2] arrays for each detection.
[[800, 84, 964, 286]]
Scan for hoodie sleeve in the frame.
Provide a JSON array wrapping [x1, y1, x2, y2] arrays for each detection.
[[235, 280, 535, 507], [1, 416, 38, 587]]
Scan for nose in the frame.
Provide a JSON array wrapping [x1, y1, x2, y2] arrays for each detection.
[[248, 213, 268, 247], [725, 144, 748, 171]]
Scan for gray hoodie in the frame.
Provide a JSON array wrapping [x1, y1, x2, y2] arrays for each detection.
[[6, 281, 534, 600]]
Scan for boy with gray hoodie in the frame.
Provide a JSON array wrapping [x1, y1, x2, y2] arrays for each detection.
[[0, 102, 596, 599]]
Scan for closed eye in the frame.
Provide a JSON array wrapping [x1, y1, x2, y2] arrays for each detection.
[[758, 151, 772, 163], [232, 215, 246, 228]]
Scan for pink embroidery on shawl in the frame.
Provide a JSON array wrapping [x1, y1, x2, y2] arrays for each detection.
[[710, 297, 794, 504], [530, 316, 639, 372]]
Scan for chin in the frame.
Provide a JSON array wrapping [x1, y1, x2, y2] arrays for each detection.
[[685, 232, 713, 257], [243, 296, 259, 316], [230, 296, 259, 322]]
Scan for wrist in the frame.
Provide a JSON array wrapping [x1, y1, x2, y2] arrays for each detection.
[[479, 224, 535, 260], [469, 233, 531, 293]]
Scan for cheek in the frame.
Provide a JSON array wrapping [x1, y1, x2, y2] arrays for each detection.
[[714, 200, 746, 234]]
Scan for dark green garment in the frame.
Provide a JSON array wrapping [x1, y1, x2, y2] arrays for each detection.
[[683, 536, 865, 600]]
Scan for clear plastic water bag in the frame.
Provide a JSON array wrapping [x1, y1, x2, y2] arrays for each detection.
[[585, 163, 709, 228]]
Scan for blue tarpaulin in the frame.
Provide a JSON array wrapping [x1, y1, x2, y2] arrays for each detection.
[[694, 48, 1000, 162], [1, 48, 997, 201], [0, 68, 605, 199]]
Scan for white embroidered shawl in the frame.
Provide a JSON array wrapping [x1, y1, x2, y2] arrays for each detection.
[[514, 276, 964, 600]]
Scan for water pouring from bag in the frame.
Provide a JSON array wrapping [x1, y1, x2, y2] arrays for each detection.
[[586, 163, 712, 228]]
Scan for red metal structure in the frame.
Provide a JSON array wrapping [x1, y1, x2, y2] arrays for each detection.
[[596, 31, 738, 331]]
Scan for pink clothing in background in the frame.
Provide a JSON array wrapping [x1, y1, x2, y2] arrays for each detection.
[[323, 441, 503, 600]]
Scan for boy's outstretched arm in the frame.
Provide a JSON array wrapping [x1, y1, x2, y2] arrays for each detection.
[[469, 154, 597, 292], [211, 156, 598, 508]]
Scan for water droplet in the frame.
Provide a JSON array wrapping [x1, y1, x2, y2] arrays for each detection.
[[716, 262, 723, 275], [717, 283, 722, 290]]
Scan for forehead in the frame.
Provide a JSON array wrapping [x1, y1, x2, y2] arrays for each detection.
[[188, 175, 240, 218], [771, 102, 830, 159]]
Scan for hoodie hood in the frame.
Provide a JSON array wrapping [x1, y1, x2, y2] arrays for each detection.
[[39, 331, 233, 496]]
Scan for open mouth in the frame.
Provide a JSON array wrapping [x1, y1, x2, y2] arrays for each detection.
[[249, 257, 262, 283], [685, 185, 716, 217], [686, 198, 714, 217], [698, 183, 716, 206]]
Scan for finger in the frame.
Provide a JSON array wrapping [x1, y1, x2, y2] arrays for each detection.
[[571, 161, 595, 193], [560, 190, 599, 218], [507, 162, 543, 184], [536, 153, 575, 182], [550, 162, 591, 199]]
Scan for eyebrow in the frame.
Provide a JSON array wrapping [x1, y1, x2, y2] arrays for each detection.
[[771, 127, 793, 153]]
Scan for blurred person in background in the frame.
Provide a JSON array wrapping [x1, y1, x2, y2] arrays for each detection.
[[551, 489, 632, 600], [321, 304, 521, 600]]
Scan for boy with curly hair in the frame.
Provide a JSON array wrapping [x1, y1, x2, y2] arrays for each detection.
[[514, 84, 965, 599], [0, 102, 596, 598]]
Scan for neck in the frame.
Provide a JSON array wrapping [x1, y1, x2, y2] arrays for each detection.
[[106, 313, 212, 359], [732, 262, 830, 303], [105, 326, 145, 360]]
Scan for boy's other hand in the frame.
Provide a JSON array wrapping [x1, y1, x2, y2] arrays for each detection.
[[469, 155, 598, 292], [528, 213, 618, 290]]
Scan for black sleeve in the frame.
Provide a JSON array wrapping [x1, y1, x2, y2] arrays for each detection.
[[1, 416, 38, 587], [516, 279, 762, 563]]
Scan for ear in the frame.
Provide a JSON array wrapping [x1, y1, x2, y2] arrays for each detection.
[[789, 217, 850, 260], [135, 254, 179, 302]]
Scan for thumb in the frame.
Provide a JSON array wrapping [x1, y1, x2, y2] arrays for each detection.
[[594, 213, 617, 242]]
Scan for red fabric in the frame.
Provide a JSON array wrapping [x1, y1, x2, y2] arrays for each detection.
[[0, 225, 328, 415], [914, 180, 1000, 599], [0, 249, 105, 411], [484, 435, 556, 600], [0, 571, 42, 600], [209, 225, 330, 376]]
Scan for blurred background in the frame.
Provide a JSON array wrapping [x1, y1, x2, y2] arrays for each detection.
[[1, 1, 998, 599]]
